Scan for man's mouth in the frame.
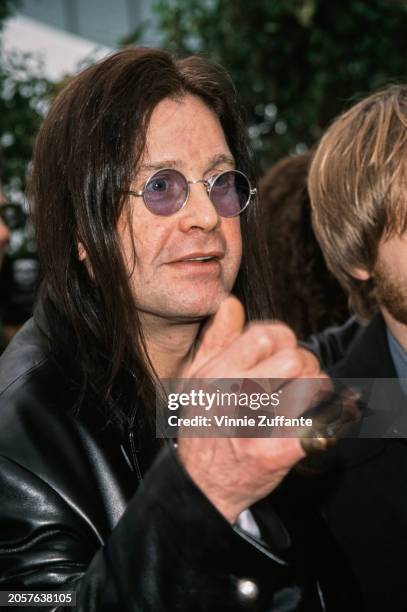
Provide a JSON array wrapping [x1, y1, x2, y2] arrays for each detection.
[[181, 256, 217, 262], [164, 251, 224, 274], [168, 251, 224, 264]]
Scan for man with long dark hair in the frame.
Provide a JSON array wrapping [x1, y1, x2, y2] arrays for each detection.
[[0, 48, 353, 611]]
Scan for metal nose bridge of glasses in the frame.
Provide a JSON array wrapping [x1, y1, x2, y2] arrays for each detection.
[[126, 169, 257, 217]]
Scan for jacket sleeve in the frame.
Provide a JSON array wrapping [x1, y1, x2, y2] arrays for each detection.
[[0, 442, 303, 612], [301, 316, 362, 370]]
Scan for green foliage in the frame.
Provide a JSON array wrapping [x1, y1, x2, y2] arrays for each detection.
[[0, 1, 52, 198], [0, 52, 52, 196], [128, 0, 407, 168], [0, 0, 20, 27]]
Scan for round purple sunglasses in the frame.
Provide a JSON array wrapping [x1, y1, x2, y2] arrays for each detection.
[[127, 168, 256, 217]]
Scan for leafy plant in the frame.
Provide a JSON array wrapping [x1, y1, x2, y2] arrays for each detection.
[[126, 0, 407, 169], [0, 0, 52, 198]]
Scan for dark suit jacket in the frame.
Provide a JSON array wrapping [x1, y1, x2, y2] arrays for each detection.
[[316, 315, 407, 612]]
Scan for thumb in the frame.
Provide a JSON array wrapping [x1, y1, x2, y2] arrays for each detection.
[[189, 295, 245, 375]]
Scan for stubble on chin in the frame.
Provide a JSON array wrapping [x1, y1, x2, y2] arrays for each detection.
[[373, 261, 407, 325]]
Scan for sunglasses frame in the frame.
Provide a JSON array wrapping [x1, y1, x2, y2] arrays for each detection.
[[127, 168, 256, 217]]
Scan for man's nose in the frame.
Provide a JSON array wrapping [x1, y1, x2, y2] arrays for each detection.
[[178, 182, 220, 233]]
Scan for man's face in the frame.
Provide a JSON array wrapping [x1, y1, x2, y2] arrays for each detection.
[[373, 233, 407, 324], [119, 94, 242, 321]]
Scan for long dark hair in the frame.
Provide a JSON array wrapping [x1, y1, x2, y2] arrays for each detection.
[[29, 47, 274, 432]]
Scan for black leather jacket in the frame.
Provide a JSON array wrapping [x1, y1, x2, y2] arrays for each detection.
[[0, 312, 358, 611], [302, 316, 361, 366]]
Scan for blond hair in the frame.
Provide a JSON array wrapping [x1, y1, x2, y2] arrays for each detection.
[[308, 85, 407, 320]]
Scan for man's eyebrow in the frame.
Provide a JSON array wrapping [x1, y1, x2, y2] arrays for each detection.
[[137, 154, 236, 175], [138, 159, 181, 173], [206, 154, 236, 172]]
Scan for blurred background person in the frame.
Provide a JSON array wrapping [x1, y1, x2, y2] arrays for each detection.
[[259, 152, 350, 339], [0, 191, 10, 269], [0, 151, 39, 347], [0, 175, 10, 351]]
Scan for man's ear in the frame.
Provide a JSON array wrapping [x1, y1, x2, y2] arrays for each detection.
[[78, 242, 87, 261], [350, 266, 371, 281]]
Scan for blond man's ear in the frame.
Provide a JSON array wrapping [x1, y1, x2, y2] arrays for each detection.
[[351, 267, 371, 281], [78, 242, 87, 261]]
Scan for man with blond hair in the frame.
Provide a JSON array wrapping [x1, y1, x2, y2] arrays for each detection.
[[308, 85, 407, 612]]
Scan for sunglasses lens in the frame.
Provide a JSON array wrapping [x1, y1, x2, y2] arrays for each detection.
[[210, 171, 251, 217], [144, 169, 187, 215]]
